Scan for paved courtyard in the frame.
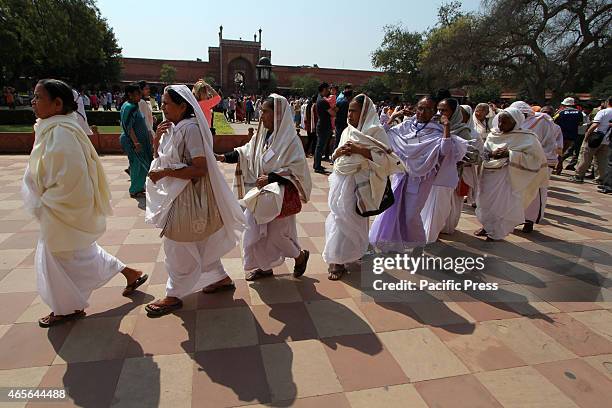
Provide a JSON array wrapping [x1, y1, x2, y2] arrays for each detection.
[[0, 155, 611, 408]]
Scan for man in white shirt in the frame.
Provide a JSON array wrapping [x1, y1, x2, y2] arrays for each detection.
[[574, 97, 612, 185], [591, 97, 612, 193]]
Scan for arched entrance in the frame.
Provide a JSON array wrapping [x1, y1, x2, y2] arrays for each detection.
[[227, 57, 254, 94]]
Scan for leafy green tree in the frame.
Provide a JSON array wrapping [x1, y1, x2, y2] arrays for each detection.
[[371, 24, 422, 91], [591, 74, 612, 100], [0, 0, 122, 88], [357, 76, 392, 102], [160, 64, 177, 85], [291, 75, 320, 97]]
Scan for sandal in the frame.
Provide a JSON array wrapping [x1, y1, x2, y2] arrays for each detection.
[[145, 299, 183, 317], [202, 276, 235, 294], [39, 310, 85, 328], [122, 273, 149, 296], [328, 264, 346, 281], [245, 269, 273, 281], [293, 250, 309, 278], [474, 228, 488, 237]]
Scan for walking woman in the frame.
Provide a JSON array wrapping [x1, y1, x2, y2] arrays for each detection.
[[23, 79, 147, 327], [323, 94, 403, 280], [120, 82, 153, 198], [145, 85, 245, 316], [216, 94, 311, 280]]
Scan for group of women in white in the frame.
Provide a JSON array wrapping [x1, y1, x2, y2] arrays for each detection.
[[24, 78, 555, 325]]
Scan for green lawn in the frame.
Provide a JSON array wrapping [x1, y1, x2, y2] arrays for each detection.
[[212, 112, 234, 135], [0, 112, 233, 135]]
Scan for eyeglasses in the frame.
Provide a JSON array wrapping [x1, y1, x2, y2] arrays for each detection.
[[416, 106, 435, 112]]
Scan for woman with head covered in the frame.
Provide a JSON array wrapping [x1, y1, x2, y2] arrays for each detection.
[[475, 107, 548, 241], [369, 96, 467, 253], [323, 94, 404, 280], [217, 94, 311, 281], [145, 85, 245, 316]]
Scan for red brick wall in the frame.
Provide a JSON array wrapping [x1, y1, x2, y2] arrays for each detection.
[[121, 57, 383, 90], [272, 65, 384, 88], [121, 58, 219, 85]]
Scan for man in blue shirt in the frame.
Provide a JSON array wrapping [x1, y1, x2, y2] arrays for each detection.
[[334, 85, 353, 151], [554, 97, 584, 173]]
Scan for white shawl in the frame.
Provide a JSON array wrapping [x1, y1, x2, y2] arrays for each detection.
[[146, 85, 245, 248], [235, 94, 312, 223], [485, 107, 548, 207], [333, 94, 404, 213]]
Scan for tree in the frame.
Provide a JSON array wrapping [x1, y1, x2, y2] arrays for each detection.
[[0, 0, 122, 88], [467, 83, 501, 103], [291, 75, 320, 97], [437, 0, 465, 27], [371, 24, 423, 90], [591, 74, 612, 100], [478, 0, 611, 102], [371, 1, 611, 103], [160, 64, 177, 85], [358, 76, 392, 102]]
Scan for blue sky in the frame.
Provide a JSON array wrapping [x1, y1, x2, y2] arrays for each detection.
[[97, 0, 482, 70]]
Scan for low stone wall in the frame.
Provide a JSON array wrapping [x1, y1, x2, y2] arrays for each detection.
[[0, 131, 309, 155]]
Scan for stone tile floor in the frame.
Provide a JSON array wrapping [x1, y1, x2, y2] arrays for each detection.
[[0, 155, 610, 407]]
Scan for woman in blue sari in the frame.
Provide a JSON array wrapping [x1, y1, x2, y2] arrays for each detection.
[[120, 83, 153, 198]]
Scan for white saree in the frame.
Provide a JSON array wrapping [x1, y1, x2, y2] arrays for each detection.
[[476, 107, 548, 240], [146, 85, 245, 297], [232, 94, 312, 272], [22, 113, 124, 315], [323, 94, 404, 264]]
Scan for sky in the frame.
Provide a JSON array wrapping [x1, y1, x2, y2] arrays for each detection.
[[97, 0, 482, 71]]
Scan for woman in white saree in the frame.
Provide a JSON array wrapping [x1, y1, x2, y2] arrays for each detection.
[[216, 94, 312, 281], [323, 94, 404, 280], [23, 79, 147, 328], [145, 85, 245, 316], [475, 107, 548, 241]]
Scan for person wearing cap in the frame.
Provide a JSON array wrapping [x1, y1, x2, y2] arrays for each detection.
[[553, 97, 583, 174]]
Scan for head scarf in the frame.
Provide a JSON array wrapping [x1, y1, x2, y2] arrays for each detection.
[[333, 94, 404, 213], [492, 106, 525, 132], [446, 99, 471, 140], [472, 103, 490, 132], [146, 84, 245, 251], [235, 94, 312, 203]]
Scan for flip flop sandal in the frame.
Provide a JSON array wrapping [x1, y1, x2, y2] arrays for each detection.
[[293, 250, 310, 278], [122, 274, 149, 296], [39, 310, 86, 328], [145, 299, 183, 317], [474, 228, 488, 237], [245, 269, 273, 281], [202, 280, 236, 294], [328, 265, 346, 281]]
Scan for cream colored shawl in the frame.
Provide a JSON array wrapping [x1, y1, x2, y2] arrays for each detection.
[[22, 113, 112, 252], [484, 107, 548, 207], [333, 94, 404, 213]]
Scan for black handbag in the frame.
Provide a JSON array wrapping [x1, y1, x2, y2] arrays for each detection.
[[356, 178, 395, 217], [588, 131, 606, 148]]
